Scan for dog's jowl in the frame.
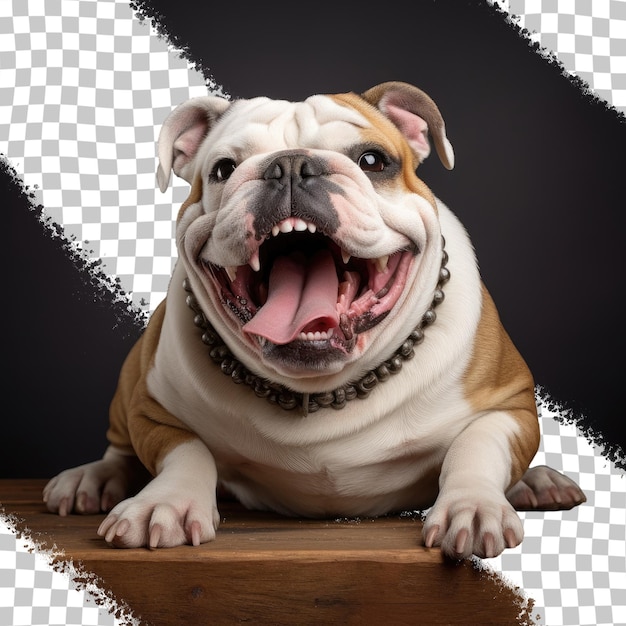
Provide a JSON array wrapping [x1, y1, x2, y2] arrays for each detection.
[[43, 82, 586, 559]]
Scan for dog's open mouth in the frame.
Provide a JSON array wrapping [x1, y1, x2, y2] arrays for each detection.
[[202, 217, 415, 356]]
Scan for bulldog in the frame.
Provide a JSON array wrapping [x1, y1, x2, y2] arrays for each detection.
[[43, 81, 585, 559]]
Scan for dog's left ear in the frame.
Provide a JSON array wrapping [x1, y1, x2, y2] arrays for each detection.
[[362, 82, 454, 170], [156, 95, 232, 192]]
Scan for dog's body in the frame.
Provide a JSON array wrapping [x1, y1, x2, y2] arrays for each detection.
[[44, 82, 585, 559]]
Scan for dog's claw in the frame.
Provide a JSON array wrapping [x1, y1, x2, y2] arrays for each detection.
[[75, 492, 87, 513], [149, 524, 162, 549], [424, 525, 439, 548], [454, 528, 469, 556], [504, 527, 519, 549], [189, 520, 202, 546], [98, 515, 122, 543], [58, 497, 70, 517], [482, 532, 496, 558]]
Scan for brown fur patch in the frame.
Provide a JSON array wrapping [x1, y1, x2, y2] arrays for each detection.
[[463, 286, 540, 487], [177, 173, 203, 222], [107, 300, 197, 476], [329, 92, 437, 208]]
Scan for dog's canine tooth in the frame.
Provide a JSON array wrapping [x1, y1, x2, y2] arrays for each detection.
[[375, 255, 390, 273], [249, 252, 261, 272], [341, 249, 351, 264], [224, 266, 238, 282]]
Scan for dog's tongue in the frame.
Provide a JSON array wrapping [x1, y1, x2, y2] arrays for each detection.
[[243, 250, 339, 344]]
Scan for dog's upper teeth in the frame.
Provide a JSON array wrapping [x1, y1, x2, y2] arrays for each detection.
[[341, 249, 351, 264], [224, 266, 238, 282], [375, 255, 389, 273], [270, 218, 317, 238]]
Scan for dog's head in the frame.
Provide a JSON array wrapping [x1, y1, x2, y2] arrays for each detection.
[[157, 82, 454, 389]]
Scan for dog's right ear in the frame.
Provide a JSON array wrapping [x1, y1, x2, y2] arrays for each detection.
[[156, 96, 232, 192]]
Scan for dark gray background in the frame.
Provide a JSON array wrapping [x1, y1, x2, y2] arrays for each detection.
[[3, 0, 624, 477]]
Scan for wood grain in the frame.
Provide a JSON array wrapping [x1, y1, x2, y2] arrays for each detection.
[[1, 480, 537, 625]]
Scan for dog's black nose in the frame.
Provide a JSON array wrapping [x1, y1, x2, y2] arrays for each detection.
[[262, 152, 325, 187]]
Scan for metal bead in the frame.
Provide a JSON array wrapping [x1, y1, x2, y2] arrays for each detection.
[[182, 278, 191, 292], [361, 372, 377, 390], [185, 294, 198, 309], [409, 328, 425, 344], [231, 364, 246, 384], [278, 393, 298, 410], [315, 392, 335, 407], [344, 385, 358, 401], [356, 372, 377, 397], [439, 267, 450, 284], [221, 358, 236, 375], [400, 340, 414, 358], [333, 387, 346, 406], [432, 288, 445, 305], [210, 345, 230, 361], [355, 386, 371, 399], [375, 364, 391, 381], [201, 331, 217, 345], [388, 355, 403, 372], [253, 380, 272, 398], [422, 309, 437, 326]]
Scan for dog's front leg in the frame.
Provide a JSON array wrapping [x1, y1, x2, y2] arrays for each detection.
[[423, 411, 533, 559], [97, 438, 221, 549]]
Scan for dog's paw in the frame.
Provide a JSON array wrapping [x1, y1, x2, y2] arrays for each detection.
[[423, 490, 523, 560], [43, 453, 148, 516], [96, 483, 220, 549], [506, 465, 587, 511]]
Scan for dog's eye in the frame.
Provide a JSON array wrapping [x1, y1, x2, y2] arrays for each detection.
[[212, 159, 237, 182], [358, 151, 385, 172]]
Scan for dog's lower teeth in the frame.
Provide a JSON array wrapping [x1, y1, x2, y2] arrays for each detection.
[[225, 266, 238, 282], [299, 328, 334, 341]]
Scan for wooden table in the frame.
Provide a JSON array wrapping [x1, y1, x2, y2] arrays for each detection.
[[0, 480, 536, 625]]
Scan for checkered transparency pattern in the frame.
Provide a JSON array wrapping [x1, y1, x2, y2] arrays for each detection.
[[0, 0, 214, 315], [1, 1, 625, 626], [483, 395, 626, 626], [0, 522, 140, 625], [491, 0, 626, 113]]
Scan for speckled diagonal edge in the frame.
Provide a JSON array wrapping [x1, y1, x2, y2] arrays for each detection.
[[490, 0, 625, 116]]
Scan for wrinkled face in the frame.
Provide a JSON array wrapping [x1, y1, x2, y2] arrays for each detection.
[[176, 93, 444, 385]]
